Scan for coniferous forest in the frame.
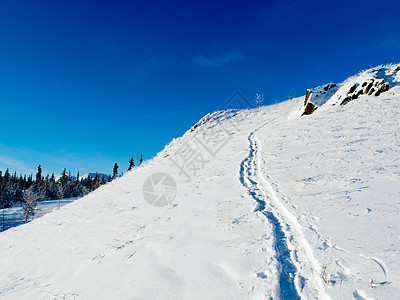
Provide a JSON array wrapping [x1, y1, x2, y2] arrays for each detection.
[[0, 165, 118, 210]]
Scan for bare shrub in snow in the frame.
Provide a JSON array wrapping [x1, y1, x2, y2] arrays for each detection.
[[254, 93, 264, 110]]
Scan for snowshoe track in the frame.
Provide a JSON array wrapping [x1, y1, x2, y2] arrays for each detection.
[[240, 127, 331, 299]]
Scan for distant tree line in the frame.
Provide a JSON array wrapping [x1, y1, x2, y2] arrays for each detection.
[[0, 155, 143, 228], [0, 166, 108, 210], [1, 154, 142, 209]]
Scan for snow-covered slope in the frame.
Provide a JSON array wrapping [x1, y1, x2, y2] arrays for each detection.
[[1, 65, 399, 299]]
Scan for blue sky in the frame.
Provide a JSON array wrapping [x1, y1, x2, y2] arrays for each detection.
[[1, 0, 400, 176]]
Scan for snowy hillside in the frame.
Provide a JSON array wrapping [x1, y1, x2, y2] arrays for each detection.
[[1, 65, 399, 299]]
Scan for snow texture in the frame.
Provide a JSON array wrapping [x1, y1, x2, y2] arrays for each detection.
[[0, 65, 399, 299]]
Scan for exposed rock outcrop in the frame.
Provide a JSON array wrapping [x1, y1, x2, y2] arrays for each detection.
[[302, 102, 317, 115], [301, 83, 338, 116], [298, 64, 400, 116], [339, 78, 390, 105]]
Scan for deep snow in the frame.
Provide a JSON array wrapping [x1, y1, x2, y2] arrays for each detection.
[[1, 65, 399, 299]]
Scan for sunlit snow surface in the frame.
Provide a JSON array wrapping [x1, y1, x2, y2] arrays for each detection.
[[1, 67, 400, 299]]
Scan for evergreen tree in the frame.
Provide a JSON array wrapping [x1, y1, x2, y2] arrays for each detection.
[[36, 164, 42, 184], [113, 163, 119, 179], [46, 174, 57, 200], [139, 152, 143, 166], [4, 169, 10, 182], [128, 156, 135, 171], [15, 178, 24, 203], [26, 175, 33, 189], [1, 206, 5, 232], [92, 173, 100, 190], [84, 175, 93, 192], [1, 169, 10, 209], [60, 168, 67, 186]]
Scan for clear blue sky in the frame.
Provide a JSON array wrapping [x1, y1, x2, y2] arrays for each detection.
[[1, 0, 400, 176]]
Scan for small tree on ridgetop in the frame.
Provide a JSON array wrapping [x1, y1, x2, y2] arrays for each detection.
[[128, 156, 135, 171], [254, 93, 264, 111], [113, 163, 119, 179], [139, 152, 143, 166]]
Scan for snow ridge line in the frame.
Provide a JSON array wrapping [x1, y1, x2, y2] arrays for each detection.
[[239, 129, 300, 299], [253, 134, 332, 300]]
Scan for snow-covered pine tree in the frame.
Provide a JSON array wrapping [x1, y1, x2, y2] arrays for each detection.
[[22, 186, 43, 223]]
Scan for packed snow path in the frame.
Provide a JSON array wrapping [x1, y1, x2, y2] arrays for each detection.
[[240, 127, 330, 299], [240, 129, 301, 299]]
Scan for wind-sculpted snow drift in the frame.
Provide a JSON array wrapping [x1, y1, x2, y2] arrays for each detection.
[[0, 64, 399, 299]]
